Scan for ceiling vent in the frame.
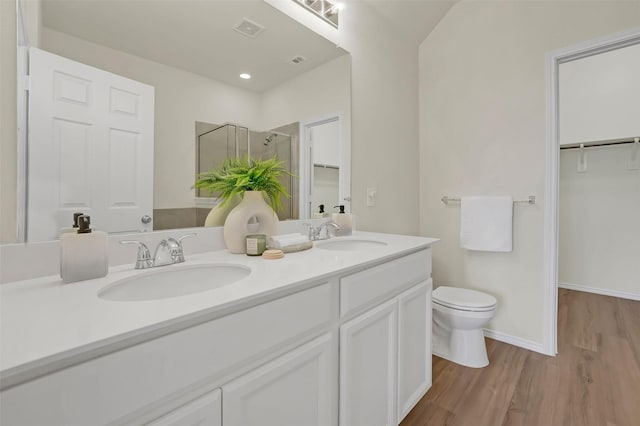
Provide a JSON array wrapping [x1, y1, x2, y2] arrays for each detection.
[[233, 18, 266, 39], [290, 56, 307, 65]]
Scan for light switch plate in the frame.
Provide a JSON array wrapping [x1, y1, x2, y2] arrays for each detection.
[[366, 187, 377, 206]]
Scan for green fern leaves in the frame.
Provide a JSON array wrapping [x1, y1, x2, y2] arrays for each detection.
[[195, 157, 292, 212]]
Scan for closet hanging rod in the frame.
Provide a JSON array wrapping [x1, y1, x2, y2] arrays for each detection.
[[441, 195, 536, 205], [560, 137, 639, 150]]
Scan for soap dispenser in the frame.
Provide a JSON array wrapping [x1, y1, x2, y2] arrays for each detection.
[[332, 205, 353, 236], [313, 204, 328, 219], [60, 215, 108, 283], [59, 212, 84, 236]]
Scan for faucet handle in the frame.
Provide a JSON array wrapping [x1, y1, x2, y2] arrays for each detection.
[[119, 240, 152, 269], [166, 233, 196, 264], [302, 223, 317, 240], [317, 221, 340, 239]]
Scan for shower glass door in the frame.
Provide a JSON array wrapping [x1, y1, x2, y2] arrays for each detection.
[[250, 131, 294, 220]]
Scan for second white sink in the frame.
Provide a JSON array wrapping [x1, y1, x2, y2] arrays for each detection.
[[99, 263, 251, 302]]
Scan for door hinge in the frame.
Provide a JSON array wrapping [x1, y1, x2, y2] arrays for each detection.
[[24, 75, 31, 91]]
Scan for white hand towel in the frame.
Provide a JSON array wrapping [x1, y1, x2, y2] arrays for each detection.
[[460, 196, 513, 252], [268, 233, 309, 249]]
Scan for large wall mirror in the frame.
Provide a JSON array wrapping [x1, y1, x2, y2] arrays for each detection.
[[11, 0, 351, 243]]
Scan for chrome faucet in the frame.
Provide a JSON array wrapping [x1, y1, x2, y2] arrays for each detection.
[[303, 221, 340, 241], [120, 233, 196, 269]]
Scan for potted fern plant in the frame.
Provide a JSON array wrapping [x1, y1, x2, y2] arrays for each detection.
[[195, 157, 292, 253]]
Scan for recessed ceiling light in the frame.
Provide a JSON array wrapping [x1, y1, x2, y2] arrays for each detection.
[[240, 73, 251, 80]]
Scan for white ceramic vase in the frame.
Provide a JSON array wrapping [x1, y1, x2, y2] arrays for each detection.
[[223, 191, 279, 253], [204, 194, 241, 227]]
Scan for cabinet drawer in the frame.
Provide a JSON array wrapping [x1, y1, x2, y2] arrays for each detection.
[[0, 282, 334, 426], [340, 249, 431, 318]]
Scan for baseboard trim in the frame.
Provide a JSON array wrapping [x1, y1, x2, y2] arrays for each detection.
[[483, 329, 547, 355], [558, 282, 640, 301]]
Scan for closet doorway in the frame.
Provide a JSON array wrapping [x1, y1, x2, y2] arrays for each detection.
[[558, 43, 640, 301], [544, 27, 640, 356], [301, 115, 351, 219]]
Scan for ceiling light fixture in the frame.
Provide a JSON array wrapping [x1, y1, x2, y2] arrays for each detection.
[[240, 73, 251, 80], [293, 0, 340, 28]]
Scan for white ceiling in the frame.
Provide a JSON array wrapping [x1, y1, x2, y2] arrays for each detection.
[[41, 0, 458, 92], [41, 0, 348, 92], [363, 0, 459, 45]]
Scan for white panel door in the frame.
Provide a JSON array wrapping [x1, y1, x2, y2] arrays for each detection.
[[149, 389, 221, 426], [223, 332, 337, 426], [312, 119, 340, 167], [303, 116, 350, 218], [397, 280, 432, 422], [28, 48, 154, 241], [340, 299, 397, 426]]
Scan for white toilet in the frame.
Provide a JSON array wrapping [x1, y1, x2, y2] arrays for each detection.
[[432, 286, 497, 368]]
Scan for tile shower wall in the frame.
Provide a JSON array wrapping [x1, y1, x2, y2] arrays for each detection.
[[153, 208, 210, 231]]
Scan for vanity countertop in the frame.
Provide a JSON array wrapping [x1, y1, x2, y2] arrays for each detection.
[[0, 231, 437, 389]]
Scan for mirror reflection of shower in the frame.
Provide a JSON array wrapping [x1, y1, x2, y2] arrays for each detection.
[[196, 122, 299, 220], [264, 133, 277, 146]]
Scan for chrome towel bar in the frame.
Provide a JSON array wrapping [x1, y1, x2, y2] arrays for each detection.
[[441, 195, 536, 205]]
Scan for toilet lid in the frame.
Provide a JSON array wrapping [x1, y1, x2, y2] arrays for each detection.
[[433, 286, 497, 311]]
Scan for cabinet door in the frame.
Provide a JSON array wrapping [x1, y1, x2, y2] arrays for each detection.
[[223, 332, 337, 426], [340, 298, 397, 426], [397, 280, 432, 422], [149, 389, 221, 426]]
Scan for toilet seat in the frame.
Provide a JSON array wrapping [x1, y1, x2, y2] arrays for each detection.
[[433, 286, 497, 312]]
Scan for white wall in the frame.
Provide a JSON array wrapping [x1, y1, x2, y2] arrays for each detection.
[[1, 0, 18, 243], [560, 43, 640, 145], [42, 28, 262, 210], [559, 146, 640, 298], [419, 1, 640, 345], [261, 55, 350, 134]]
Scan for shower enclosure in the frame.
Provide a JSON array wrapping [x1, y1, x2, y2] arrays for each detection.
[[197, 123, 298, 220]]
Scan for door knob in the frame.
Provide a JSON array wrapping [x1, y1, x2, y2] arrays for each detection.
[[141, 215, 152, 224]]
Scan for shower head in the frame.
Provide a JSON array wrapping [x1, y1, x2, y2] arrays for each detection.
[[264, 133, 277, 146]]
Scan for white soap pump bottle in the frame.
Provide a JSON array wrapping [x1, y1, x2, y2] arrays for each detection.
[[313, 204, 330, 219], [331, 205, 353, 236], [60, 215, 108, 283]]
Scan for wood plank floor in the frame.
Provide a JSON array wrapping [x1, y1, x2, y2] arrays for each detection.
[[401, 289, 640, 426]]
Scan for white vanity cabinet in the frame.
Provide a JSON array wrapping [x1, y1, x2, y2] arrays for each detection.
[[339, 249, 432, 426], [222, 332, 337, 426], [0, 282, 336, 426], [148, 389, 222, 426], [340, 298, 398, 426], [0, 242, 434, 426], [397, 281, 432, 421]]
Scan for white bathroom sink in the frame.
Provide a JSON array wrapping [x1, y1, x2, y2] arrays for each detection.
[[98, 263, 251, 302], [315, 238, 388, 251]]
